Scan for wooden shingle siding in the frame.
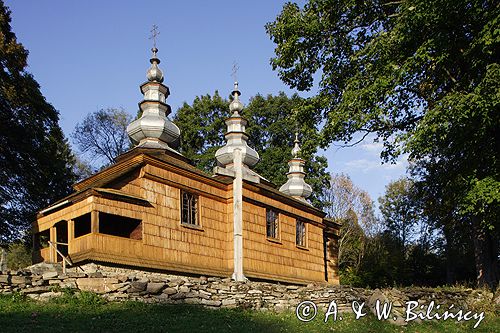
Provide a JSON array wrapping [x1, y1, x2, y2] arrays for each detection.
[[34, 152, 339, 285]]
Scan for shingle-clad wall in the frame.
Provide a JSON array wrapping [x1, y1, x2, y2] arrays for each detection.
[[34, 157, 338, 285], [242, 200, 327, 284], [137, 166, 232, 276]]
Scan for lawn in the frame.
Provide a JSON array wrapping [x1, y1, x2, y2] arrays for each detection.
[[0, 293, 498, 333]]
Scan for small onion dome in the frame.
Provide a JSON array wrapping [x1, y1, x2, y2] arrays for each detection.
[[229, 82, 243, 115], [146, 47, 164, 83]]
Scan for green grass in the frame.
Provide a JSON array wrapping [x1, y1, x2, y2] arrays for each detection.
[[0, 293, 498, 333]]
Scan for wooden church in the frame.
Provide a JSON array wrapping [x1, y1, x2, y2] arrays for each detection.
[[32, 46, 340, 285]]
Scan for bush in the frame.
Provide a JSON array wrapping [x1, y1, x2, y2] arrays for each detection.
[[6, 243, 32, 270], [51, 290, 107, 307]]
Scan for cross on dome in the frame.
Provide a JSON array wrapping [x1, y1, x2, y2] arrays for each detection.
[[149, 24, 160, 49]]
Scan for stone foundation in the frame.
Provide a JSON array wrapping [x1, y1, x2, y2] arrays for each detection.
[[0, 262, 496, 317]]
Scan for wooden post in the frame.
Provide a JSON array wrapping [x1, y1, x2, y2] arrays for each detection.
[[49, 226, 57, 263], [67, 220, 74, 254], [32, 233, 38, 264], [232, 148, 246, 282], [91, 211, 99, 234]]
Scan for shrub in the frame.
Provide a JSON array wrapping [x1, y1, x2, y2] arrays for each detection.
[[51, 290, 107, 307], [6, 243, 32, 270]]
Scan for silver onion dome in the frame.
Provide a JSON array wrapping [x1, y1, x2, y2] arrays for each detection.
[[126, 47, 180, 150], [229, 82, 244, 115], [279, 133, 312, 202], [146, 47, 164, 83], [215, 82, 260, 169]]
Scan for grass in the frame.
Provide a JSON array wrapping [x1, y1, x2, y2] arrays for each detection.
[[0, 292, 498, 333]]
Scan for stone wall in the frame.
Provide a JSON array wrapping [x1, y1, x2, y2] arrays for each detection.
[[0, 263, 496, 318]]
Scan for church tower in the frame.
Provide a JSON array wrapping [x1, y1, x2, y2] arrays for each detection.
[[279, 133, 313, 203], [214, 82, 261, 183], [126, 46, 180, 152]]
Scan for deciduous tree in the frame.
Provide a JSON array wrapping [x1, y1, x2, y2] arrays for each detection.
[[321, 174, 376, 271], [267, 0, 499, 288], [378, 177, 419, 252], [174, 92, 330, 208], [71, 107, 132, 170]]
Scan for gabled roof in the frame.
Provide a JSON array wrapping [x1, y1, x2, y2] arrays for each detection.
[[37, 187, 151, 218], [40, 147, 325, 219], [74, 147, 231, 192]]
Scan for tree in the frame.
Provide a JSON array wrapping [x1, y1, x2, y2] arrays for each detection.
[[174, 92, 228, 172], [267, 0, 499, 288], [321, 174, 376, 272], [378, 177, 419, 251], [72, 107, 132, 170], [174, 92, 330, 208], [0, 1, 76, 242], [5, 242, 31, 270]]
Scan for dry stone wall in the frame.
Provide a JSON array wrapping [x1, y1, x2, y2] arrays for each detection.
[[0, 263, 496, 316]]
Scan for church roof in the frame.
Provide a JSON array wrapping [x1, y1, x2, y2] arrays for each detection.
[[39, 146, 324, 218]]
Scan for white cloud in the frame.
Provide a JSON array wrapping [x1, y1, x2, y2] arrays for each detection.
[[344, 155, 408, 174], [360, 141, 384, 154]]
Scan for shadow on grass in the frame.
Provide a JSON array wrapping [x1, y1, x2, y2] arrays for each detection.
[[0, 293, 498, 333]]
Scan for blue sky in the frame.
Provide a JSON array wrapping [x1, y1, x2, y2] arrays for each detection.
[[5, 0, 407, 208]]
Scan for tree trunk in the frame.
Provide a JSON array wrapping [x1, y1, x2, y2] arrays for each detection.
[[472, 217, 499, 289], [443, 225, 456, 284]]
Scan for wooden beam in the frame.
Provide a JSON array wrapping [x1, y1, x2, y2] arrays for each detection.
[[49, 226, 57, 263], [67, 220, 75, 253], [91, 211, 99, 234]]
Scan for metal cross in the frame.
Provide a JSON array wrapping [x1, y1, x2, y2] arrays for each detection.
[[231, 61, 239, 82], [149, 24, 160, 48]]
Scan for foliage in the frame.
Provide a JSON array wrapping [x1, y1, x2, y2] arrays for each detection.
[[378, 177, 419, 249], [408, 64, 500, 288], [352, 232, 406, 288], [0, 1, 76, 242], [267, 0, 499, 288], [72, 155, 94, 181], [71, 107, 132, 170], [174, 92, 330, 208], [5, 242, 31, 270], [51, 290, 107, 307], [338, 176, 449, 288], [321, 173, 376, 279], [174, 92, 228, 172]]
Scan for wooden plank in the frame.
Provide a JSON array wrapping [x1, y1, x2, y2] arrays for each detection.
[[91, 211, 99, 233]]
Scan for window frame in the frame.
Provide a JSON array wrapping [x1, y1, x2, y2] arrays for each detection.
[[265, 208, 280, 241], [180, 190, 200, 227], [295, 219, 307, 248]]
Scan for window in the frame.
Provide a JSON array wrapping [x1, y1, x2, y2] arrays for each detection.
[[74, 213, 91, 238], [266, 209, 279, 239], [35, 230, 50, 249], [296, 219, 306, 247], [181, 191, 198, 226], [99, 212, 142, 240]]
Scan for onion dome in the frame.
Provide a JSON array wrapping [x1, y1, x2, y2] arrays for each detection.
[[229, 82, 244, 115], [214, 82, 260, 169], [127, 47, 180, 150], [146, 47, 164, 82], [279, 133, 313, 202]]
